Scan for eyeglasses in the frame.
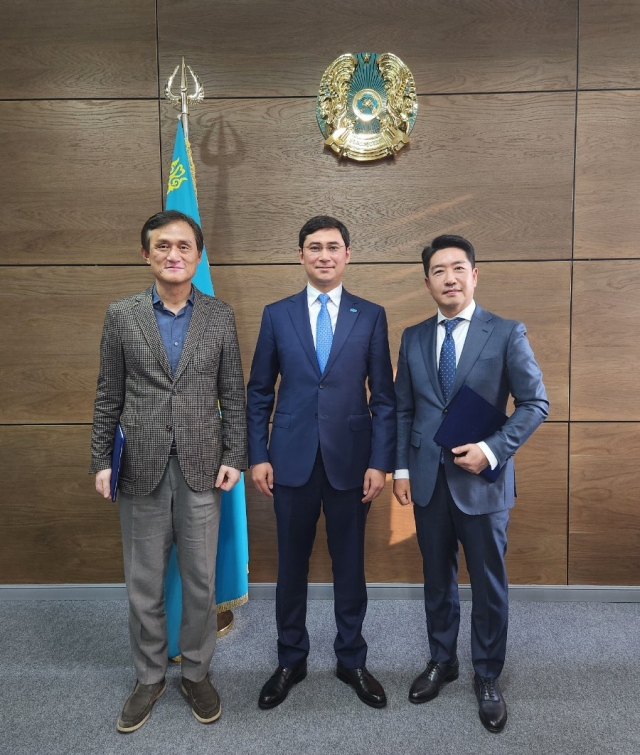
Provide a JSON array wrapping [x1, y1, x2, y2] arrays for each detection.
[[303, 244, 346, 254]]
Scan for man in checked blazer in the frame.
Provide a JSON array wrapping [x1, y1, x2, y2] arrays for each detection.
[[393, 235, 548, 733], [247, 216, 396, 710], [90, 210, 246, 733]]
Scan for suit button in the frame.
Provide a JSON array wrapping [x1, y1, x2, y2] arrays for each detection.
[[166, 424, 172, 431], [319, 383, 325, 389], [443, 408, 448, 414]]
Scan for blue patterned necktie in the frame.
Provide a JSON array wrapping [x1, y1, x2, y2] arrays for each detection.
[[315, 293, 333, 373], [438, 317, 464, 403]]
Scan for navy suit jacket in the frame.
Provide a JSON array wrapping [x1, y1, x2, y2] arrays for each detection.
[[395, 305, 549, 514], [247, 288, 396, 490]]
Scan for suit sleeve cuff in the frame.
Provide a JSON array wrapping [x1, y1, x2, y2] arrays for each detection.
[[393, 469, 410, 479], [477, 441, 498, 470]]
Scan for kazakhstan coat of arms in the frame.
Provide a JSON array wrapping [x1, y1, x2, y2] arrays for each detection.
[[316, 52, 418, 161]]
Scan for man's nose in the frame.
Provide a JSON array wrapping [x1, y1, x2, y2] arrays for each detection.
[[167, 245, 181, 259]]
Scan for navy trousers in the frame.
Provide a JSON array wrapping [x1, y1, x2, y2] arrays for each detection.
[[413, 464, 510, 679], [273, 450, 371, 669]]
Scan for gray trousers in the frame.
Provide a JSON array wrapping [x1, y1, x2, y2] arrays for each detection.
[[119, 456, 221, 684]]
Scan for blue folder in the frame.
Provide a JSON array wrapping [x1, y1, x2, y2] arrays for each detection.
[[433, 384, 507, 483], [110, 423, 125, 502]]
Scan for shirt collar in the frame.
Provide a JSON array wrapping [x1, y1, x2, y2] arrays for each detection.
[[437, 300, 476, 324], [152, 284, 195, 309], [307, 282, 343, 307]]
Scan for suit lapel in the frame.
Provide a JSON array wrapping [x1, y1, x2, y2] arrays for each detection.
[[322, 289, 360, 376], [133, 287, 173, 379], [288, 289, 321, 377], [174, 288, 212, 382], [449, 306, 494, 399], [419, 316, 444, 402]]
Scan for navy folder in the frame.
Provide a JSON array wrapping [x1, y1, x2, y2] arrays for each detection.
[[433, 384, 508, 483], [110, 423, 125, 502]]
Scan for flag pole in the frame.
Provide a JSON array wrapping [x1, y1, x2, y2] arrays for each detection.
[[164, 59, 237, 640], [165, 56, 204, 142]]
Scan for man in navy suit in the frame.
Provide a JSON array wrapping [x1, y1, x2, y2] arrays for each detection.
[[394, 235, 548, 733], [247, 216, 396, 710]]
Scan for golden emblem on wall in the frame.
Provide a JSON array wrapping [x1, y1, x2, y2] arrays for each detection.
[[316, 52, 418, 161]]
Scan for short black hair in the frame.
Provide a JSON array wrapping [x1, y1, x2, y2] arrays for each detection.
[[299, 215, 350, 249], [141, 210, 204, 253], [422, 234, 475, 276]]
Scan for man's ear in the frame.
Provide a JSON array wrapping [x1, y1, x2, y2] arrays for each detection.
[[141, 246, 150, 264]]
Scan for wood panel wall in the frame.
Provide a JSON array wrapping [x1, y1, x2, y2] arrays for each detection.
[[0, 0, 637, 587]]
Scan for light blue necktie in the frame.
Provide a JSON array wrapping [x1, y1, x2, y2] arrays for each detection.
[[315, 293, 333, 373], [438, 317, 464, 403]]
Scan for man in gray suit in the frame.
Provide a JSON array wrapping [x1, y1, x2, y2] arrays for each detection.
[[394, 235, 548, 733], [91, 210, 246, 733]]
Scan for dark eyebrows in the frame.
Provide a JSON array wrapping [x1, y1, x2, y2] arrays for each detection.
[[430, 258, 471, 273], [153, 236, 195, 246]]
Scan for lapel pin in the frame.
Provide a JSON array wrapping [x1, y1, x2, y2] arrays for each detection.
[[350, 307, 358, 313]]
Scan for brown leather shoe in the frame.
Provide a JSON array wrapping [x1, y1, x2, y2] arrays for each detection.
[[116, 678, 166, 733], [181, 674, 222, 723], [474, 675, 508, 733]]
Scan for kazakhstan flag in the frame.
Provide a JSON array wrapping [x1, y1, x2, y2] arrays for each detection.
[[164, 120, 249, 658]]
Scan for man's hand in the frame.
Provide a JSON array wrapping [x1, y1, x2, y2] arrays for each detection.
[[451, 443, 489, 474], [215, 465, 241, 492], [362, 468, 386, 503], [393, 478, 415, 506], [251, 462, 274, 497], [95, 469, 112, 499]]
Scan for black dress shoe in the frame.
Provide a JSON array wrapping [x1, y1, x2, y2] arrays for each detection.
[[409, 658, 459, 704], [258, 662, 307, 709], [336, 663, 387, 709], [473, 674, 508, 733]]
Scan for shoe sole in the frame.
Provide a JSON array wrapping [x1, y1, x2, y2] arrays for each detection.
[[257, 670, 307, 710], [336, 670, 387, 709], [181, 684, 222, 723], [408, 670, 459, 705], [116, 681, 167, 733]]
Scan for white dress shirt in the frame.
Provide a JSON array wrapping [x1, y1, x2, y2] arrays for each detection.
[[307, 283, 341, 346], [395, 300, 498, 479]]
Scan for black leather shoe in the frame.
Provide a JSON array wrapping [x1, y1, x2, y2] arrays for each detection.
[[336, 663, 387, 709], [473, 674, 508, 733], [258, 662, 307, 709], [409, 658, 459, 704]]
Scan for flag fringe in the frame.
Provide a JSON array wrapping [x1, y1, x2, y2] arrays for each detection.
[[216, 593, 249, 613], [185, 137, 198, 201]]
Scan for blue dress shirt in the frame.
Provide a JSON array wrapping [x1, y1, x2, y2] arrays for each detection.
[[152, 285, 195, 374]]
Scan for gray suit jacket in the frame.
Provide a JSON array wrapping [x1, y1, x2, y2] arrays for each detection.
[[395, 304, 549, 514], [90, 286, 247, 496]]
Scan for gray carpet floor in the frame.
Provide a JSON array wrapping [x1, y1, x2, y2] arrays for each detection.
[[1, 598, 639, 755]]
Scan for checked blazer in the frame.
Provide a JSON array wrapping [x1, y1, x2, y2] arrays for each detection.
[[90, 285, 247, 496]]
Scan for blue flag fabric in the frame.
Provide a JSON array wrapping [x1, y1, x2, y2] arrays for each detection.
[[164, 120, 249, 658]]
